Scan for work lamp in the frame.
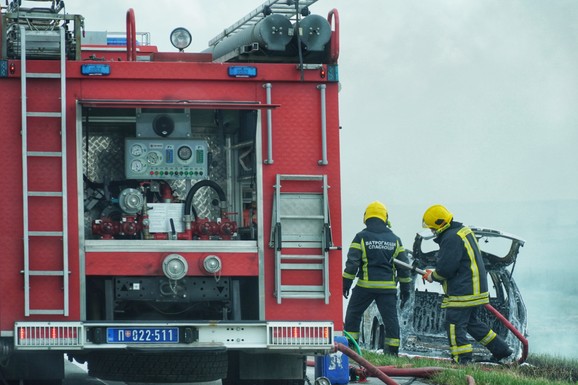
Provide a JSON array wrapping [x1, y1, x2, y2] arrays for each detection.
[[170, 27, 192, 51]]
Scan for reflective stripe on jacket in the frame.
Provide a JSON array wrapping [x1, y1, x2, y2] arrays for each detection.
[[432, 222, 490, 308], [342, 218, 411, 291]]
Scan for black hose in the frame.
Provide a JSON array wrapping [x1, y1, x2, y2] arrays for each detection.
[[184, 180, 226, 220]]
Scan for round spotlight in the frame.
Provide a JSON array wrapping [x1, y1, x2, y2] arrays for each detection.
[[152, 114, 174, 137], [201, 255, 222, 274], [170, 27, 192, 51], [162, 254, 188, 280]]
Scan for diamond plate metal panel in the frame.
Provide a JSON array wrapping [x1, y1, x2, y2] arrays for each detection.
[[279, 193, 323, 242]]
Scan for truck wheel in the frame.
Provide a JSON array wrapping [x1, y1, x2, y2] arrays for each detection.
[[0, 351, 64, 384], [88, 349, 227, 382], [222, 351, 306, 385], [2, 381, 61, 385], [224, 379, 305, 385]]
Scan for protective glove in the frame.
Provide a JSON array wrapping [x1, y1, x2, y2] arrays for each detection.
[[342, 277, 353, 299], [422, 269, 434, 283]]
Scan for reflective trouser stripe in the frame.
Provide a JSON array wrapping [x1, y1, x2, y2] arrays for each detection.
[[449, 323, 457, 347], [449, 323, 473, 358], [356, 279, 397, 290], [441, 292, 489, 308], [480, 329, 497, 346], [385, 337, 400, 347], [450, 344, 473, 356]]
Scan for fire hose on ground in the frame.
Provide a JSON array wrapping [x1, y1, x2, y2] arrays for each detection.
[[393, 258, 529, 364], [334, 342, 477, 385], [314, 259, 529, 384]]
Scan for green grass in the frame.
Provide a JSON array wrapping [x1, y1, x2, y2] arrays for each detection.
[[358, 351, 578, 385]]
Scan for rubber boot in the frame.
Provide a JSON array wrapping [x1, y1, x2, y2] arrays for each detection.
[[386, 345, 399, 356], [486, 337, 513, 361], [454, 353, 473, 365]]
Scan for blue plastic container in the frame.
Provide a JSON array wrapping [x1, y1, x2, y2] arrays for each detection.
[[314, 335, 349, 384]]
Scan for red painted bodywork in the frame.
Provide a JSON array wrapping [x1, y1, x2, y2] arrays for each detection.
[[0, 49, 343, 329]]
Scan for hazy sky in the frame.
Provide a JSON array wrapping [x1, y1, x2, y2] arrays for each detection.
[[78, 0, 578, 206], [72, 0, 578, 357]]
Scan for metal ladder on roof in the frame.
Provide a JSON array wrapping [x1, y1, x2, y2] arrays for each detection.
[[20, 25, 69, 316], [208, 0, 320, 47], [270, 174, 332, 304]]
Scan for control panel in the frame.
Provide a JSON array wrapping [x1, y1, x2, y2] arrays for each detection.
[[125, 139, 209, 180]]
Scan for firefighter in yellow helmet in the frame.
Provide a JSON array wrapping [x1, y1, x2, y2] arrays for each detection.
[[342, 201, 412, 355], [421, 204, 513, 364]]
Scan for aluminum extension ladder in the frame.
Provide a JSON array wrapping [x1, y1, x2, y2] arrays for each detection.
[[20, 25, 69, 316], [271, 174, 332, 304]]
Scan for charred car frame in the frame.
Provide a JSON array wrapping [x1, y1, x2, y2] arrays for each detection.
[[360, 226, 527, 360]]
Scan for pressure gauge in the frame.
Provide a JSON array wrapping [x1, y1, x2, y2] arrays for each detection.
[[131, 143, 144, 156], [131, 160, 144, 173], [147, 151, 161, 165], [177, 145, 192, 161]]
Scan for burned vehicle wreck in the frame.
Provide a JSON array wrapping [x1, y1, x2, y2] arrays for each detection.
[[359, 226, 527, 360]]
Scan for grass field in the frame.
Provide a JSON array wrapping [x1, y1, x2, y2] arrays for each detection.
[[360, 351, 578, 385]]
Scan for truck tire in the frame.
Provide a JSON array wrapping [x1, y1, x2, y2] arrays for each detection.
[[223, 378, 305, 385], [222, 351, 306, 385], [87, 349, 227, 383], [0, 351, 64, 384], [2, 381, 61, 385]]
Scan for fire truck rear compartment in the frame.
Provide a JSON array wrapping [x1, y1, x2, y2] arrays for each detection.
[[83, 107, 258, 241], [81, 106, 262, 323]]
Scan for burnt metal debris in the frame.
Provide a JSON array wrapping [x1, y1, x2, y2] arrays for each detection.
[[360, 226, 527, 361]]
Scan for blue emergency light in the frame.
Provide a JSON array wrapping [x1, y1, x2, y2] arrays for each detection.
[[228, 66, 257, 78], [0, 60, 8, 78], [107, 37, 127, 46], [81, 64, 111, 76]]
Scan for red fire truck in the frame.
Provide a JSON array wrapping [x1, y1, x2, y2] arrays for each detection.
[[0, 0, 343, 383]]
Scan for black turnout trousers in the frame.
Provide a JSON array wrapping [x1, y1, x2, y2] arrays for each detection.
[[344, 286, 399, 349]]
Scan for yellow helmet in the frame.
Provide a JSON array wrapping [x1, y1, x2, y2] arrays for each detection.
[[422, 204, 453, 234], [363, 201, 388, 223]]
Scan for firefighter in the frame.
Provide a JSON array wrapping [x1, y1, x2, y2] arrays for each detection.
[[342, 201, 412, 355], [421, 204, 513, 364]]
